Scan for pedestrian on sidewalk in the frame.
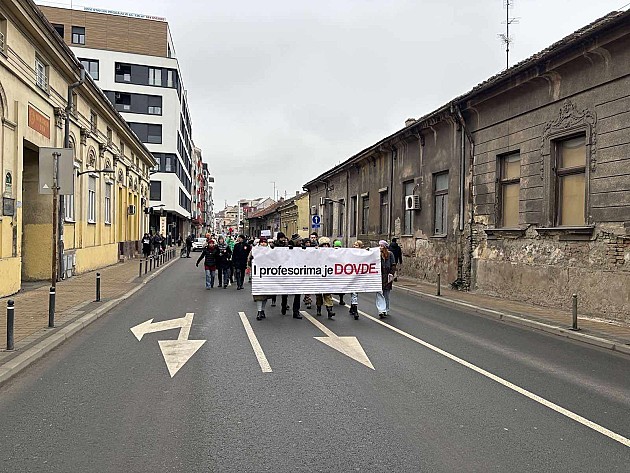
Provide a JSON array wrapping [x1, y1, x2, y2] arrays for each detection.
[[141, 233, 152, 258], [389, 237, 403, 281], [376, 240, 396, 318], [196, 239, 220, 289], [348, 240, 364, 320]]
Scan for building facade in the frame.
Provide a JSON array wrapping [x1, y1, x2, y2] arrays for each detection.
[[304, 10, 630, 323], [40, 4, 197, 245], [0, 0, 155, 297]]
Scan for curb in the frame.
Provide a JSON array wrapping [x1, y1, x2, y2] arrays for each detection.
[[0, 256, 179, 387], [394, 285, 630, 356]]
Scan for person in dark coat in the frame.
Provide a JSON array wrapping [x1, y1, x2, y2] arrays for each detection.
[[376, 240, 396, 318], [389, 237, 403, 281], [185, 234, 194, 258], [152, 233, 162, 255], [196, 239, 220, 289], [278, 232, 302, 319], [216, 235, 233, 288], [231, 234, 251, 290], [141, 233, 152, 258]]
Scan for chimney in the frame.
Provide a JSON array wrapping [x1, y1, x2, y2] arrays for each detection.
[[405, 118, 416, 127], [296, 191, 300, 196]]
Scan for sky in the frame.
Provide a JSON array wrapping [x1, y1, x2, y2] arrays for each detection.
[[38, 0, 629, 209]]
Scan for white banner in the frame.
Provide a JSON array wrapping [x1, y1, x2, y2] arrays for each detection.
[[251, 247, 382, 295]]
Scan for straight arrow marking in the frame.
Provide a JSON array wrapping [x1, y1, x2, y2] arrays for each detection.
[[301, 311, 374, 370]]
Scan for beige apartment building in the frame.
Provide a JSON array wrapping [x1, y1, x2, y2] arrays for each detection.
[[0, 0, 155, 297]]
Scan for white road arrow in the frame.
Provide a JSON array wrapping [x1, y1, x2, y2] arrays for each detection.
[[130, 313, 206, 377], [301, 311, 374, 370]]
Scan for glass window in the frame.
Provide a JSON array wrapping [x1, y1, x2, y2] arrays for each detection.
[[150, 181, 161, 200], [556, 136, 586, 226], [148, 68, 162, 86], [35, 56, 48, 91], [167, 70, 174, 87], [79, 58, 99, 80], [105, 184, 112, 224], [52, 24, 64, 39], [403, 180, 414, 234], [500, 153, 520, 227], [71, 26, 85, 45], [361, 195, 369, 234], [88, 176, 96, 222], [380, 190, 388, 234], [434, 172, 448, 235], [147, 124, 162, 144]]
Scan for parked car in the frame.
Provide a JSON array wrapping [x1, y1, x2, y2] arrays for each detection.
[[192, 237, 207, 251]]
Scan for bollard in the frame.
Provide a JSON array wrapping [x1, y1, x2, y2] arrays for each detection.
[[570, 293, 579, 331], [7, 300, 15, 351], [96, 272, 101, 302], [144, 258, 148, 275], [437, 272, 441, 296], [48, 287, 56, 328], [149, 256, 153, 271], [139, 260, 143, 278]]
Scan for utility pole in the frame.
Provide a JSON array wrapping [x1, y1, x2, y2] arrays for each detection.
[[498, 0, 519, 70], [271, 181, 276, 201], [51, 152, 60, 287]]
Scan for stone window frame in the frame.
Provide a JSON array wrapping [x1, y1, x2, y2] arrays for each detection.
[[539, 100, 597, 230]]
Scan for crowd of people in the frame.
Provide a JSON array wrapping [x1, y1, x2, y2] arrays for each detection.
[[189, 230, 403, 322]]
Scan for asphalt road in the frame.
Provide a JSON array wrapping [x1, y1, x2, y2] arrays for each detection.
[[0, 258, 628, 472]]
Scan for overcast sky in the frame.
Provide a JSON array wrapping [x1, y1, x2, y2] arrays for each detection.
[[40, 0, 628, 208]]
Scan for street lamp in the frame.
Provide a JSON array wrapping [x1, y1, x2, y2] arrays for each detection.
[[77, 167, 115, 176]]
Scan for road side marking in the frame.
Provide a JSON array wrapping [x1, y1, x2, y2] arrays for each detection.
[[301, 311, 374, 369], [239, 312, 272, 373], [355, 307, 630, 448]]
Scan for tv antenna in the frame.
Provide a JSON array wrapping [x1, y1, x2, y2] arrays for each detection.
[[498, 0, 519, 70]]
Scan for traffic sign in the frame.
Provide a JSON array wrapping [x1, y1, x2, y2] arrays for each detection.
[[38, 147, 74, 195], [312, 215, 321, 225], [312, 223, 320, 229]]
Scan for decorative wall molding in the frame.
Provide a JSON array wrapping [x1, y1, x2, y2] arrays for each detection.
[[53, 107, 66, 129], [540, 99, 597, 178]]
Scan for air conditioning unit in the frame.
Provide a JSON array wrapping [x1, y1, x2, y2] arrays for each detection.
[[128, 204, 137, 215], [405, 194, 421, 211]]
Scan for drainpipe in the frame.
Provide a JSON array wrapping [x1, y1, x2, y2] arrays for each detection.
[[452, 103, 475, 288], [58, 65, 86, 280], [389, 147, 395, 241], [346, 169, 350, 246]]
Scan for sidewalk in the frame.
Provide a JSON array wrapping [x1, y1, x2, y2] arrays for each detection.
[[394, 276, 630, 355], [0, 252, 179, 385]]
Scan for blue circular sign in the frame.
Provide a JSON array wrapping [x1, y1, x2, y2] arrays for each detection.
[[312, 215, 321, 225]]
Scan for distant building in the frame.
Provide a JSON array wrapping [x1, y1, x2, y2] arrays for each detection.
[[40, 4, 198, 243]]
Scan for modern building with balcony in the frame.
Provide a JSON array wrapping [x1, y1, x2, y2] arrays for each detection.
[[40, 4, 197, 243]]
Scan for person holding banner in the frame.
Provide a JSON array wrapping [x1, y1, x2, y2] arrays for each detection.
[[252, 237, 271, 320], [348, 240, 364, 319], [315, 237, 335, 319], [276, 232, 302, 319], [376, 240, 396, 318]]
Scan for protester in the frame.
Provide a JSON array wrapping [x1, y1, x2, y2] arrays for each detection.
[[315, 236, 335, 319], [275, 232, 302, 319], [348, 240, 364, 320], [302, 238, 314, 309], [389, 237, 403, 281], [232, 234, 251, 290], [252, 237, 270, 320], [216, 236, 232, 288], [333, 239, 346, 306], [185, 233, 194, 258], [196, 239, 220, 289], [376, 240, 396, 318]]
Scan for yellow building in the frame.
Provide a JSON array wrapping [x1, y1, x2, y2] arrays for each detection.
[[0, 0, 155, 297], [278, 192, 310, 239]]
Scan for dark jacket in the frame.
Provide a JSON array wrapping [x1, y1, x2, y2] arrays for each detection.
[[197, 246, 220, 268], [232, 241, 251, 268], [185, 235, 194, 248], [389, 241, 403, 264], [141, 235, 152, 253], [216, 243, 232, 267], [380, 250, 396, 291]]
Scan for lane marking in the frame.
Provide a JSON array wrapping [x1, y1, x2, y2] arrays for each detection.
[[354, 306, 630, 448], [239, 312, 272, 373], [301, 311, 374, 369]]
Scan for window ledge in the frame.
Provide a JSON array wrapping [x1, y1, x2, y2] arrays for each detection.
[[64, 219, 76, 224], [105, 222, 112, 226], [87, 220, 96, 225], [536, 225, 595, 241], [485, 227, 526, 240], [430, 234, 447, 239]]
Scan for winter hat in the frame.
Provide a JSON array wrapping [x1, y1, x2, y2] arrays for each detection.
[[276, 232, 287, 240], [378, 239, 389, 248], [318, 236, 331, 246], [333, 240, 342, 248], [259, 237, 267, 244], [253, 238, 260, 246]]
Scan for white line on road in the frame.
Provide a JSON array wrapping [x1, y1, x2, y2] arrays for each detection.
[[239, 312, 272, 373], [354, 307, 630, 448]]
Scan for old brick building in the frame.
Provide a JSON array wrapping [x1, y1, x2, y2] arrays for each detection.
[[304, 10, 630, 323]]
